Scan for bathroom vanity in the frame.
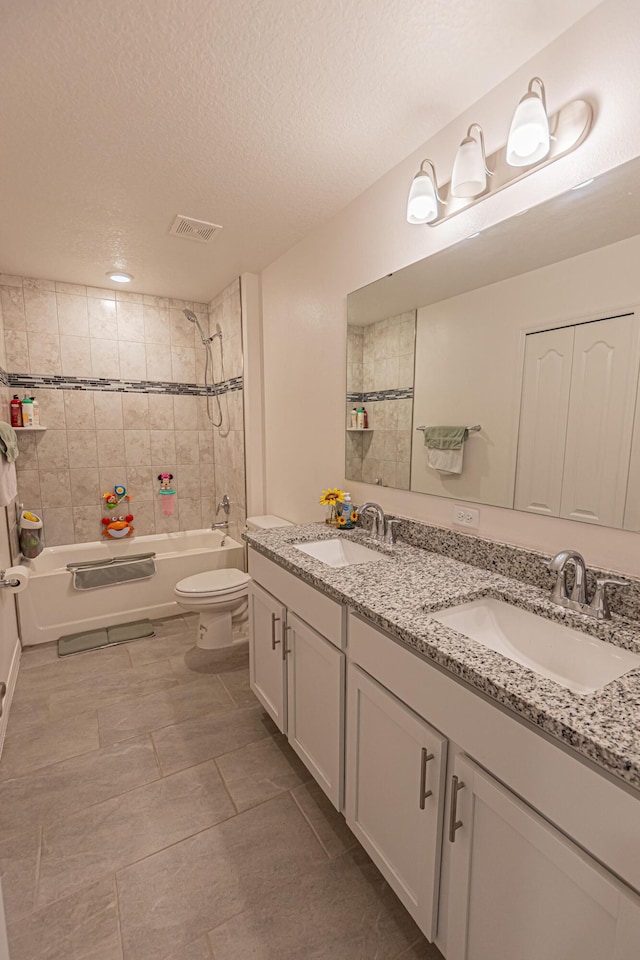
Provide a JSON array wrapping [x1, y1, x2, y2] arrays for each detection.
[[245, 521, 640, 960]]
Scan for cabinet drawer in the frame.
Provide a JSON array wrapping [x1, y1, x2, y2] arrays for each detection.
[[249, 549, 345, 648]]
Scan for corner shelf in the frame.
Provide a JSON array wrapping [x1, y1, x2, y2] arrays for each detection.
[[16, 426, 47, 432]]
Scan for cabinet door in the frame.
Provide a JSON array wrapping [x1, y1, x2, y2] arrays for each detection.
[[249, 583, 287, 732], [514, 325, 574, 515], [446, 754, 640, 960], [286, 612, 345, 810], [560, 312, 639, 526], [345, 664, 447, 941]]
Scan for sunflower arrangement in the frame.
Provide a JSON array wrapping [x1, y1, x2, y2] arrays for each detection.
[[319, 487, 345, 525]]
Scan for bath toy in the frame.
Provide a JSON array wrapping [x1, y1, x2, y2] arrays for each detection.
[[102, 514, 135, 539]]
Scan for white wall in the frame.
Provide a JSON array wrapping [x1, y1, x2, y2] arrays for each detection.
[[260, 0, 640, 576]]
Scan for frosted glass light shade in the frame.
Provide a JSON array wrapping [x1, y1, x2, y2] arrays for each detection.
[[506, 92, 550, 166], [451, 137, 487, 198], [406, 170, 438, 224]]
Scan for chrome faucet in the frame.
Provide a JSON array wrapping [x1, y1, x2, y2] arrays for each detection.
[[357, 502, 400, 545], [216, 494, 231, 516], [545, 549, 628, 620]]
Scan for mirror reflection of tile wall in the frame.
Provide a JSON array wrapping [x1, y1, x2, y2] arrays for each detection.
[[346, 312, 415, 489]]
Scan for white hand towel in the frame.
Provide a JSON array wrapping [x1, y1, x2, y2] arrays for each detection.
[[427, 446, 464, 474], [0, 458, 17, 506]]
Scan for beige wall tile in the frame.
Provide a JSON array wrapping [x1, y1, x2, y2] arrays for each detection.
[[116, 290, 144, 304], [126, 465, 155, 502], [41, 507, 74, 547], [40, 469, 72, 508], [94, 391, 123, 429], [99, 467, 128, 493], [171, 346, 195, 383], [132, 500, 155, 536], [119, 341, 146, 380], [87, 298, 117, 339], [15, 434, 38, 471], [16, 470, 41, 509], [177, 464, 200, 500], [90, 338, 120, 378], [143, 305, 170, 344], [86, 286, 115, 300], [64, 390, 95, 429], [60, 335, 91, 376], [35, 431, 69, 469], [5, 330, 30, 371], [150, 430, 176, 463], [55, 281, 86, 297], [96, 430, 125, 467], [123, 393, 149, 429], [148, 393, 174, 429], [154, 497, 179, 534], [36, 390, 66, 428], [23, 289, 57, 333], [0, 286, 26, 330], [67, 429, 99, 467], [56, 294, 89, 337], [146, 343, 172, 380], [178, 498, 201, 530], [173, 395, 198, 427], [70, 468, 101, 507], [175, 430, 199, 464], [73, 505, 101, 543], [116, 301, 145, 342], [124, 429, 151, 465], [170, 308, 196, 348], [27, 332, 61, 375], [23, 278, 55, 292]]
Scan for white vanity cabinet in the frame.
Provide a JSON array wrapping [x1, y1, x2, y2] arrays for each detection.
[[248, 549, 346, 809], [446, 754, 640, 960], [345, 663, 447, 940], [347, 611, 640, 956]]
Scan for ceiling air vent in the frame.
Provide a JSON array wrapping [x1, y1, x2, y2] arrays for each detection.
[[169, 215, 222, 243]]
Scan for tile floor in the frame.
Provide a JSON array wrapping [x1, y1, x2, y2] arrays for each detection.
[[0, 614, 442, 960]]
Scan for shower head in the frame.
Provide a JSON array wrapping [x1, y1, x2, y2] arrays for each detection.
[[183, 308, 211, 345]]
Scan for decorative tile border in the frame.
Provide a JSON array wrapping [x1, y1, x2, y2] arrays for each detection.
[[347, 387, 414, 403], [7, 372, 243, 397]]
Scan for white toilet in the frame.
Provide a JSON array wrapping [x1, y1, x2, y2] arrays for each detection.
[[174, 515, 292, 649]]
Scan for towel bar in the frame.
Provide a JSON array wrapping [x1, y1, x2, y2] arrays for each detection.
[[415, 424, 481, 433]]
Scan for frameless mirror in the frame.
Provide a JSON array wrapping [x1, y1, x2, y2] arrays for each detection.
[[345, 157, 640, 530]]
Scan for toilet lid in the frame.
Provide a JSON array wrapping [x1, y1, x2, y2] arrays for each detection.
[[176, 568, 251, 596]]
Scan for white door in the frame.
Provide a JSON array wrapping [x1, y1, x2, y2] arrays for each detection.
[[248, 582, 287, 732], [285, 612, 345, 810], [345, 664, 447, 941], [514, 325, 574, 515], [0, 508, 20, 755], [446, 754, 640, 960], [560, 312, 640, 526]]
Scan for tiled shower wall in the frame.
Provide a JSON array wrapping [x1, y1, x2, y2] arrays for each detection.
[[345, 313, 415, 489], [0, 273, 245, 547]]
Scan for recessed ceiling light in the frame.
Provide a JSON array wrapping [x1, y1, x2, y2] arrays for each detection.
[[106, 271, 133, 283], [571, 178, 595, 190]]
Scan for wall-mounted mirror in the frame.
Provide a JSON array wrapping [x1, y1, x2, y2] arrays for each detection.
[[345, 156, 640, 530]]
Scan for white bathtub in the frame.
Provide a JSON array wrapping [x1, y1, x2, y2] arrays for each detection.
[[18, 528, 245, 646]]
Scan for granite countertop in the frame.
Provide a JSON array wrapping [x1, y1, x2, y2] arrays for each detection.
[[244, 522, 640, 792]]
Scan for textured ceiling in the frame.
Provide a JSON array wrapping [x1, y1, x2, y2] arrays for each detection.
[[0, 0, 602, 300]]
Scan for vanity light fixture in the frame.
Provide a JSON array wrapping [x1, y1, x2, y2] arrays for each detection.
[[406, 159, 445, 224], [506, 77, 550, 167], [451, 124, 492, 198], [406, 77, 592, 227], [106, 271, 133, 283]]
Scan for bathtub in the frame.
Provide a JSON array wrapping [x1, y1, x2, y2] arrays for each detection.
[[18, 528, 245, 646]]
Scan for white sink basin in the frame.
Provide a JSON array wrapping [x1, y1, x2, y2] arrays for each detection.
[[430, 597, 640, 694], [293, 538, 388, 568]]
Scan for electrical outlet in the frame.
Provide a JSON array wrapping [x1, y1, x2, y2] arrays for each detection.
[[453, 505, 479, 529]]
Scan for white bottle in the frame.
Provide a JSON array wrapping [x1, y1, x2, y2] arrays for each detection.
[[21, 396, 34, 427], [31, 397, 40, 426], [356, 407, 365, 429], [350, 408, 358, 429]]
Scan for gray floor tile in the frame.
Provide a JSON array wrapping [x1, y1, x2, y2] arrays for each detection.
[[207, 845, 425, 960], [8, 876, 122, 960], [98, 675, 234, 745], [127, 626, 196, 668], [170, 643, 249, 681], [19, 643, 60, 670], [218, 666, 258, 706], [166, 937, 212, 959], [291, 779, 358, 859], [0, 710, 100, 781], [216, 734, 311, 812], [152, 704, 277, 776], [47, 659, 179, 720], [37, 760, 235, 906], [117, 793, 326, 960], [0, 736, 159, 838], [0, 827, 41, 924], [14, 645, 132, 702], [396, 938, 444, 959]]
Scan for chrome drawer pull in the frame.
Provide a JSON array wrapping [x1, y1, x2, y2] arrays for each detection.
[[419, 748, 434, 809], [448, 774, 465, 842], [271, 613, 281, 650]]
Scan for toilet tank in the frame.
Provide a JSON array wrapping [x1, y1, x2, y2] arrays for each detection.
[[246, 515, 293, 532]]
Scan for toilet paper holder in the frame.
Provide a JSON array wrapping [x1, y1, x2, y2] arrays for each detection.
[[0, 569, 20, 589]]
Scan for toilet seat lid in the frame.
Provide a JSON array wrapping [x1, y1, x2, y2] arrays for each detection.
[[176, 568, 251, 596]]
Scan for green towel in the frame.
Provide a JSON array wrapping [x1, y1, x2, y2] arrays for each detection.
[[0, 422, 18, 463], [423, 425, 468, 450]]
